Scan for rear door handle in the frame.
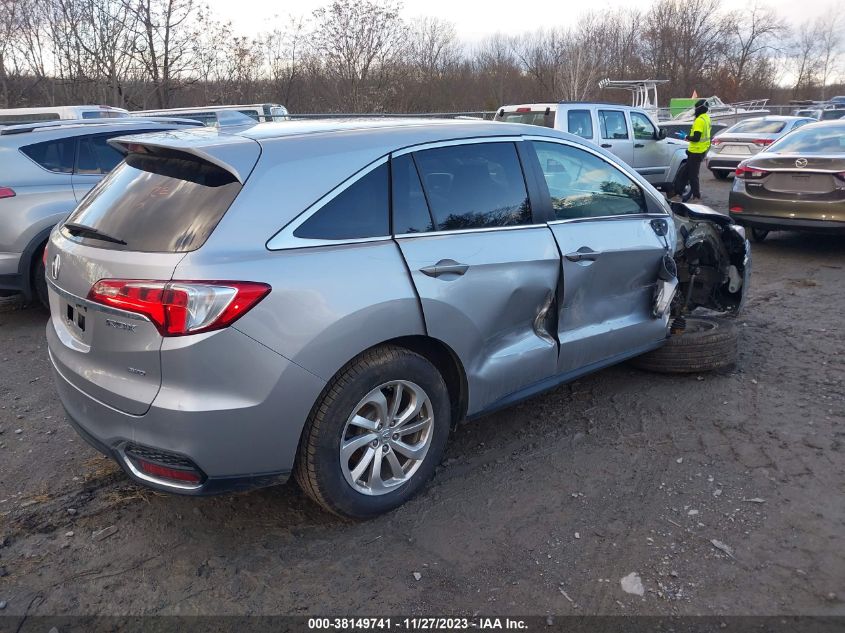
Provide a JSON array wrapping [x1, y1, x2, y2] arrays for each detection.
[[565, 249, 602, 262], [420, 259, 469, 278], [600, 143, 612, 148], [634, 143, 645, 148]]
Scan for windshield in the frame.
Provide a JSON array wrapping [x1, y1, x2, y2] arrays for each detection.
[[64, 152, 241, 252], [728, 119, 786, 134], [767, 126, 845, 154]]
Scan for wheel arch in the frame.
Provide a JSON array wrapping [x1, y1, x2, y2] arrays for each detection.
[[17, 226, 54, 302]]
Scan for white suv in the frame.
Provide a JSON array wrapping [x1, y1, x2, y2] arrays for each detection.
[[495, 103, 690, 195]]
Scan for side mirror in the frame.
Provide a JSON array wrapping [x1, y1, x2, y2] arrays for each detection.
[[657, 128, 667, 140]]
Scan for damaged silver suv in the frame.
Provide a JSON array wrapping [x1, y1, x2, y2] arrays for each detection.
[[45, 120, 750, 518]]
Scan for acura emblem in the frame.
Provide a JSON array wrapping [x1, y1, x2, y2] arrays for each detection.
[[50, 253, 61, 280], [795, 158, 808, 168]]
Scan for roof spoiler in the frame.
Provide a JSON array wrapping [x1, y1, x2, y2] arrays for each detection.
[[108, 131, 261, 184]]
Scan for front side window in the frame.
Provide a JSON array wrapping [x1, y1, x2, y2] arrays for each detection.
[[567, 110, 593, 139], [412, 142, 531, 231], [532, 141, 646, 220], [294, 163, 389, 240], [20, 138, 76, 173], [599, 110, 629, 140], [630, 112, 657, 140]]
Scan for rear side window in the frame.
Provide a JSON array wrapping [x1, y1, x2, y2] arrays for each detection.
[[412, 142, 531, 231], [567, 110, 593, 139], [294, 163, 389, 240], [76, 135, 125, 174], [599, 110, 629, 140], [730, 119, 786, 134], [20, 138, 76, 173], [0, 113, 60, 124], [392, 154, 434, 234], [497, 111, 554, 128], [532, 141, 646, 220], [64, 152, 241, 252]]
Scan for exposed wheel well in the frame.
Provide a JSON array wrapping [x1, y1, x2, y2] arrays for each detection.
[[381, 336, 468, 426], [18, 231, 51, 303]]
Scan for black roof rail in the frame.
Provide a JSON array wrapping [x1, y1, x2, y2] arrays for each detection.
[[0, 116, 202, 136]]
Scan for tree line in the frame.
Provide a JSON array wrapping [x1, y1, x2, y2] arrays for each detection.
[[0, 0, 842, 113]]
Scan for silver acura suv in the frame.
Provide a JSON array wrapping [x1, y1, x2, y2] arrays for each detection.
[[45, 119, 750, 518]]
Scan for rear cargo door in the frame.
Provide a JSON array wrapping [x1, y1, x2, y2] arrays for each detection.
[[46, 144, 253, 415]]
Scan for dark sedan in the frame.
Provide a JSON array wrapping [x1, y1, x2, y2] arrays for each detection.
[[728, 120, 845, 241]]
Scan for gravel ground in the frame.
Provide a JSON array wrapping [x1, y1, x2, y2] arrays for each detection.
[[0, 173, 843, 619]]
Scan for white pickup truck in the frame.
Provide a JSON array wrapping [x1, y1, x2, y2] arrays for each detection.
[[495, 102, 690, 196]]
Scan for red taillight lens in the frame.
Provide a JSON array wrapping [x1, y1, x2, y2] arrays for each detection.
[[734, 164, 769, 180], [516, 107, 531, 112], [729, 206, 743, 213], [752, 138, 774, 146], [137, 459, 202, 484], [87, 279, 270, 337], [711, 138, 723, 146], [0, 187, 15, 199]]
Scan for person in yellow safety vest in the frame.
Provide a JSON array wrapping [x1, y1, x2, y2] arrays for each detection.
[[679, 98, 711, 202]]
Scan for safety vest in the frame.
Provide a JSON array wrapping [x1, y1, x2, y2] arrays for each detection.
[[688, 113, 711, 154]]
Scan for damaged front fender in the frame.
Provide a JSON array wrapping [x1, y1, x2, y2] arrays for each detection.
[[670, 202, 751, 316]]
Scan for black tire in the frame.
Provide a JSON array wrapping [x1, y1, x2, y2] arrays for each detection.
[[750, 228, 769, 242], [33, 246, 49, 310], [630, 316, 738, 374], [295, 345, 450, 519], [712, 170, 729, 180]]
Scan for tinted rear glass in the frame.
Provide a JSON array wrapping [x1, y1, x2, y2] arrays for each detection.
[[497, 111, 554, 128], [730, 119, 786, 134], [820, 110, 845, 121], [0, 113, 61, 124], [768, 126, 845, 154], [20, 138, 76, 173], [64, 152, 241, 252]]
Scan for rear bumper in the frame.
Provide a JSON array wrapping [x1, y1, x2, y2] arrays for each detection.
[[728, 191, 845, 233], [47, 321, 327, 496], [706, 156, 742, 171]]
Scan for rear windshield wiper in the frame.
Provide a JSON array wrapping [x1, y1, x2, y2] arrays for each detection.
[[63, 222, 127, 245]]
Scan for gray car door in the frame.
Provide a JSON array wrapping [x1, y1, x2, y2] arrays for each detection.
[[597, 109, 634, 166], [392, 140, 561, 415], [528, 139, 670, 374], [629, 110, 669, 183]]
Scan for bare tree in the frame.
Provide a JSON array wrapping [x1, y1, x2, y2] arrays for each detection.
[[722, 2, 784, 100], [815, 14, 842, 99]]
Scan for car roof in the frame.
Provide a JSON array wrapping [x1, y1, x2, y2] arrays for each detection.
[[0, 119, 198, 144], [498, 102, 637, 110]]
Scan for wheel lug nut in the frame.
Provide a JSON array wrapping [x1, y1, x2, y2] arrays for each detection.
[[392, 434, 398, 440], [371, 440, 379, 448], [382, 445, 389, 452]]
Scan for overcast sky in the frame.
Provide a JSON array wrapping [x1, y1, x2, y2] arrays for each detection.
[[208, 0, 825, 42]]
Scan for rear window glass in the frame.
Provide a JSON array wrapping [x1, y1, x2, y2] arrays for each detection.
[[294, 163, 389, 240], [81, 110, 125, 119], [0, 112, 61, 124], [64, 152, 241, 252], [768, 126, 845, 154], [497, 111, 554, 128], [20, 138, 76, 173], [820, 110, 845, 121], [729, 119, 786, 134]]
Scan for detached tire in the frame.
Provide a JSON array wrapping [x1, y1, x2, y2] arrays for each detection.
[[631, 316, 737, 374], [295, 345, 450, 519]]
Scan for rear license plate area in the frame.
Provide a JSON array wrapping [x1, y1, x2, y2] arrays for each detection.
[[65, 302, 87, 333]]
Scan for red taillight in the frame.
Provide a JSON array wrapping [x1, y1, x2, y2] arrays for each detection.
[[752, 138, 774, 146], [711, 138, 723, 146], [734, 164, 769, 180], [137, 459, 202, 484], [516, 107, 532, 112], [0, 187, 15, 199], [730, 206, 743, 213], [87, 279, 270, 337]]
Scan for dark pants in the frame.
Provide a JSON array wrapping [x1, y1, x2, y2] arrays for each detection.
[[685, 151, 705, 199]]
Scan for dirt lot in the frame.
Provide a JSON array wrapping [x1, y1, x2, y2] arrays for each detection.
[[0, 173, 843, 620]]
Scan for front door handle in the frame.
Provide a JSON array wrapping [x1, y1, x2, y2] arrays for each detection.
[[634, 143, 645, 148], [565, 248, 602, 262], [420, 259, 469, 278], [600, 143, 612, 149]]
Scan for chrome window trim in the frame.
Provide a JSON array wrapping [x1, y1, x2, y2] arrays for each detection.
[[266, 156, 390, 251], [547, 213, 671, 226], [394, 223, 550, 240], [523, 135, 671, 218]]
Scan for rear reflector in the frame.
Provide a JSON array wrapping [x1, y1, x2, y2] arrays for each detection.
[[137, 459, 202, 484], [729, 206, 743, 213], [87, 279, 271, 337], [0, 186, 15, 199]]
